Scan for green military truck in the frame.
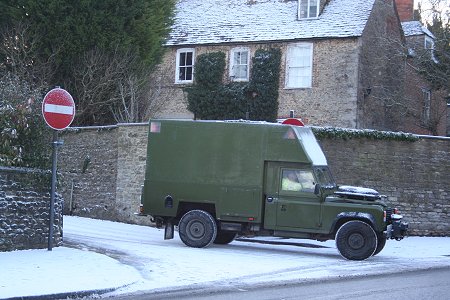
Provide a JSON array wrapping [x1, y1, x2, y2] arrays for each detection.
[[140, 119, 408, 260]]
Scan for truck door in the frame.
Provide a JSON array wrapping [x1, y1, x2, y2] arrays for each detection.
[[264, 162, 322, 230]]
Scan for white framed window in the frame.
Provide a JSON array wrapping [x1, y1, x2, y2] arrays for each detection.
[[424, 36, 434, 50], [298, 0, 320, 19], [175, 48, 195, 84], [285, 43, 313, 89], [424, 36, 437, 63], [230, 47, 250, 81]]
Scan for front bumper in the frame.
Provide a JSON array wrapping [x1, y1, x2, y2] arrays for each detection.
[[387, 219, 409, 240]]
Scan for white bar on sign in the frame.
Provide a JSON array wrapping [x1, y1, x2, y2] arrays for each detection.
[[44, 104, 73, 115]]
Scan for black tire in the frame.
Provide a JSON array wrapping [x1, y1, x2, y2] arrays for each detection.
[[178, 210, 217, 248], [373, 234, 387, 256], [213, 230, 236, 245], [335, 220, 378, 261]]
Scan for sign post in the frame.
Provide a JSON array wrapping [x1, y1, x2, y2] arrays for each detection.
[[42, 87, 75, 251]]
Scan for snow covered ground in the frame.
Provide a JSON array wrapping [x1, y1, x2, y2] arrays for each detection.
[[1, 216, 449, 299]]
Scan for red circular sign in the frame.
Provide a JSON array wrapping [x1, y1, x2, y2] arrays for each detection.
[[282, 118, 304, 126], [42, 88, 75, 130]]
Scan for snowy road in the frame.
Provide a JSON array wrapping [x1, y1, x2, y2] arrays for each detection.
[[63, 217, 450, 298]]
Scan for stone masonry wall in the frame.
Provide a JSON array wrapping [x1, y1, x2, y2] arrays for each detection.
[[59, 124, 152, 225], [115, 124, 152, 225], [319, 136, 450, 236], [0, 167, 63, 252], [59, 124, 449, 236], [59, 126, 119, 220]]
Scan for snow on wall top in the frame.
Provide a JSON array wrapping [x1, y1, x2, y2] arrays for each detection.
[[402, 21, 435, 39], [166, 0, 376, 46]]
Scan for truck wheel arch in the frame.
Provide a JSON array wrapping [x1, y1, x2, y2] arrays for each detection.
[[176, 202, 217, 221], [331, 212, 378, 236]]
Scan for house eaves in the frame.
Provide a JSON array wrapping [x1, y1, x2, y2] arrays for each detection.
[[165, 0, 376, 46]]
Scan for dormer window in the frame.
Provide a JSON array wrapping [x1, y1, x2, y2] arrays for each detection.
[[298, 0, 319, 19]]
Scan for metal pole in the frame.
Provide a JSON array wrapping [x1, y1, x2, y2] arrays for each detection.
[[48, 130, 58, 251]]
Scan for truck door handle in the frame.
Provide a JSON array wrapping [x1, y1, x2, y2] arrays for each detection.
[[266, 197, 277, 203], [280, 204, 287, 211]]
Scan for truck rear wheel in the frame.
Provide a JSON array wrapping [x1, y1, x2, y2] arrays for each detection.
[[335, 220, 377, 261], [213, 230, 236, 245], [178, 210, 217, 248]]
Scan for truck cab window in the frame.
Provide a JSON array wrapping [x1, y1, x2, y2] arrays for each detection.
[[281, 169, 315, 192], [314, 167, 335, 188]]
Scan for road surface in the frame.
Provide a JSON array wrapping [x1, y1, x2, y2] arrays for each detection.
[[108, 267, 450, 300]]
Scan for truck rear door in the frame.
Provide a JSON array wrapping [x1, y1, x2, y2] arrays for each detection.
[[264, 162, 322, 231]]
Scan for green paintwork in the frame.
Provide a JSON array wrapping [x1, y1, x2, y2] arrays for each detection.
[[141, 119, 388, 238]]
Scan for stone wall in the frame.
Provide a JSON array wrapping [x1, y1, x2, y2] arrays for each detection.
[[59, 125, 119, 220], [319, 135, 450, 236], [115, 124, 151, 224], [59, 123, 152, 225], [0, 167, 63, 252], [58, 124, 450, 236]]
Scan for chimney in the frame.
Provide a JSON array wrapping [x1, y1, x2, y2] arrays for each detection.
[[395, 0, 415, 22]]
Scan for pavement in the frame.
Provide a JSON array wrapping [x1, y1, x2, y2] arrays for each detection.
[[1, 216, 449, 300]]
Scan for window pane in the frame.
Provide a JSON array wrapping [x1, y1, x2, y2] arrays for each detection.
[[310, 0, 318, 17], [314, 167, 335, 188], [300, 0, 308, 18], [179, 67, 186, 81], [186, 52, 193, 65], [179, 53, 186, 66], [185, 67, 193, 80], [236, 65, 247, 79], [234, 53, 240, 65], [281, 170, 303, 192], [281, 169, 316, 192], [240, 51, 248, 64]]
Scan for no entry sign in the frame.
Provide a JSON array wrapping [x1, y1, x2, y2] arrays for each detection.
[[42, 87, 75, 130], [282, 118, 305, 126]]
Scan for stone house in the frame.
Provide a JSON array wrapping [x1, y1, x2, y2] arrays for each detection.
[[151, 0, 446, 135], [400, 20, 448, 136]]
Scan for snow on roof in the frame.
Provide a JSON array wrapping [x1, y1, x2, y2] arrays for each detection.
[[166, 0, 376, 46], [402, 21, 435, 39]]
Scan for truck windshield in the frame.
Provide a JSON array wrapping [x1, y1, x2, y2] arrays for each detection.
[[314, 167, 336, 188]]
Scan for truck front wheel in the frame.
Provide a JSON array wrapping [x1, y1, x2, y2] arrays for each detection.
[[372, 234, 387, 256], [179, 210, 217, 248], [335, 220, 378, 260]]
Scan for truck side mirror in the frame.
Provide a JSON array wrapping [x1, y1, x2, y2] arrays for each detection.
[[314, 184, 321, 195]]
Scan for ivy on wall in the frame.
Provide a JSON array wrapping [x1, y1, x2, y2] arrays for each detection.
[[0, 74, 50, 168], [247, 48, 281, 122], [186, 48, 281, 122], [312, 126, 419, 142]]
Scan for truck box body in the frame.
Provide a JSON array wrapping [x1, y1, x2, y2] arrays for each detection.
[[143, 120, 325, 223]]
